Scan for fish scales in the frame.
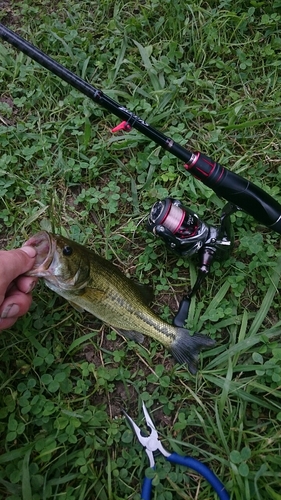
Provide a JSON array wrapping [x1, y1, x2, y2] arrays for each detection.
[[83, 255, 176, 344], [24, 231, 215, 374]]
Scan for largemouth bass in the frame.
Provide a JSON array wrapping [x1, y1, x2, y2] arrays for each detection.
[[25, 231, 215, 373]]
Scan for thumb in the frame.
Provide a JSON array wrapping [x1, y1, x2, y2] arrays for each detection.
[[0, 246, 37, 291]]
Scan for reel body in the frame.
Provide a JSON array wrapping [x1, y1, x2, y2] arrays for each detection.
[[147, 198, 236, 326]]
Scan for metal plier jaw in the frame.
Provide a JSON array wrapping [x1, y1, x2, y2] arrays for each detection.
[[123, 401, 170, 468], [124, 400, 230, 500]]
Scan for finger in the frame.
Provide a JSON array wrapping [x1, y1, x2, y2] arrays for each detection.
[[0, 287, 33, 331], [0, 286, 33, 317], [15, 275, 38, 294], [0, 316, 19, 331], [0, 246, 37, 295]]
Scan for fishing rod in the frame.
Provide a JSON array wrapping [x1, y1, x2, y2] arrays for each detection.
[[1, 22, 281, 236]]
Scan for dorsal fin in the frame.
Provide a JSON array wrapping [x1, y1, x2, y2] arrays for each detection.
[[133, 282, 154, 305]]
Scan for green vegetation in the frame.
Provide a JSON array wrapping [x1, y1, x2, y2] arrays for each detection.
[[1, 0, 281, 498]]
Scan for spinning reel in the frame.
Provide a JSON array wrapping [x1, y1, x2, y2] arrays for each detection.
[[147, 198, 238, 326], [1, 23, 281, 327]]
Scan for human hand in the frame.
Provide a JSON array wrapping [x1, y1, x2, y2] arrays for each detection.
[[0, 246, 38, 331]]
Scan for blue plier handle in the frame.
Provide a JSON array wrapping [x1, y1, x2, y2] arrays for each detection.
[[124, 402, 230, 500]]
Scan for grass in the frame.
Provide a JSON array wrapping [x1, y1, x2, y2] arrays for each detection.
[[0, 0, 281, 498]]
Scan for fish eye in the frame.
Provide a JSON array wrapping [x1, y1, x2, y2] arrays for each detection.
[[63, 245, 73, 256]]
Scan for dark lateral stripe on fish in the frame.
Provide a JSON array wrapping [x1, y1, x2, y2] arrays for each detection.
[[24, 231, 216, 374], [106, 291, 176, 341]]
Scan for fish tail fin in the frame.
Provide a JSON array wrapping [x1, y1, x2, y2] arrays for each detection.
[[171, 328, 215, 375]]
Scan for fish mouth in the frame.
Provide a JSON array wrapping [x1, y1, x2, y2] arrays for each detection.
[[24, 231, 55, 277]]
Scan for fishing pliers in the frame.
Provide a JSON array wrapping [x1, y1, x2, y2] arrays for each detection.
[[124, 401, 230, 500]]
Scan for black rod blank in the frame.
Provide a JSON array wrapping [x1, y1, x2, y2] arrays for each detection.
[[1, 22, 281, 234], [0, 23, 192, 163]]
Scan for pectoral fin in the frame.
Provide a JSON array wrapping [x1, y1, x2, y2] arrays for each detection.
[[68, 289, 107, 313], [82, 288, 107, 302], [133, 282, 154, 306]]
